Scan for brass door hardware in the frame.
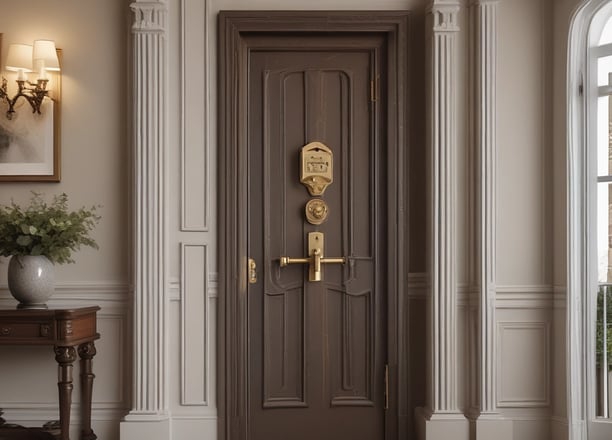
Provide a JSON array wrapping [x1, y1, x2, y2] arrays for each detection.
[[305, 198, 329, 225], [279, 232, 346, 282], [248, 258, 257, 284], [300, 142, 333, 196], [384, 364, 389, 410]]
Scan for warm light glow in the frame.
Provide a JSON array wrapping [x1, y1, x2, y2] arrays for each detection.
[[5, 44, 33, 73], [33, 40, 60, 72], [0, 39, 61, 120]]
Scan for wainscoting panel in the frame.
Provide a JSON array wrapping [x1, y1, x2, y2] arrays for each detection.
[[497, 320, 550, 407], [181, 243, 208, 406]]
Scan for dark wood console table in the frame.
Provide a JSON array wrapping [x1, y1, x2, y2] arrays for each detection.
[[0, 307, 100, 440]]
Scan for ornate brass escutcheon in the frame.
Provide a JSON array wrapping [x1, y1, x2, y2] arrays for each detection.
[[300, 142, 333, 196], [280, 232, 346, 282], [305, 198, 329, 225]]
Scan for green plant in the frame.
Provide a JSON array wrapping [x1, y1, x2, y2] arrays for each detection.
[[596, 284, 612, 370], [0, 192, 100, 264]]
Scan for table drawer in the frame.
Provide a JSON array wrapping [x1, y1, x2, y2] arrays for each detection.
[[0, 321, 54, 341]]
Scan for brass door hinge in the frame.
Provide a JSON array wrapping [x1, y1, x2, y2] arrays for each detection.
[[370, 78, 377, 102], [384, 364, 389, 410]]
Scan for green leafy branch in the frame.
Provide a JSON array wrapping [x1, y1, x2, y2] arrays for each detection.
[[0, 192, 101, 264]]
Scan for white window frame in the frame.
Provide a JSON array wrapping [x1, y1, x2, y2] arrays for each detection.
[[569, 1, 612, 439]]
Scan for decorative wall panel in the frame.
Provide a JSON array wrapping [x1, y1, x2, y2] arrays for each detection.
[[181, 244, 208, 405], [497, 321, 550, 407], [181, 0, 210, 231]]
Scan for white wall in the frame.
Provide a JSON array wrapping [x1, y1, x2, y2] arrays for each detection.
[[495, 0, 554, 437], [0, 1, 131, 439]]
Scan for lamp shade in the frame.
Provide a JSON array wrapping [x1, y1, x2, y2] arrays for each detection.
[[33, 40, 60, 71], [5, 44, 33, 72]]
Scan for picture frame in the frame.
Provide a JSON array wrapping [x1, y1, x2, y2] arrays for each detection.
[[0, 34, 61, 182]]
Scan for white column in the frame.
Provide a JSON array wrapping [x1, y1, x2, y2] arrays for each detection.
[[471, 1, 512, 438], [429, 0, 460, 415], [416, 1, 469, 439], [121, 1, 170, 439]]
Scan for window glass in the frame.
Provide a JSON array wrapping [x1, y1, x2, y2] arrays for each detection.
[[598, 55, 612, 86], [600, 15, 612, 45], [598, 183, 612, 283], [596, 31, 612, 418], [598, 97, 610, 177]]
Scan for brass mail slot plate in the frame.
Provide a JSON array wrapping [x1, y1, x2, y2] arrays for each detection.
[[301, 142, 333, 196]]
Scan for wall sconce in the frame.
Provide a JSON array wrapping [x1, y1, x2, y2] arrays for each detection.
[[0, 40, 60, 120]]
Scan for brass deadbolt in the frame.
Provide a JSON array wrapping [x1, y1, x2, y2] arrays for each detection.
[[305, 198, 329, 225]]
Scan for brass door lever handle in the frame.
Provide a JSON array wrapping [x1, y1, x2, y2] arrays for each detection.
[[279, 233, 345, 281], [280, 256, 310, 266]]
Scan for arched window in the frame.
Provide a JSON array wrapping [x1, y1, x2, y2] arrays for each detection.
[[569, 1, 612, 439], [592, 4, 612, 422]]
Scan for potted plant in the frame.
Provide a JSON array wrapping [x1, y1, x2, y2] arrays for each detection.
[[0, 192, 100, 309]]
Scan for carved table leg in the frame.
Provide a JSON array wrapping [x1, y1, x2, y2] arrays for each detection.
[[54, 346, 77, 440], [78, 342, 97, 440]]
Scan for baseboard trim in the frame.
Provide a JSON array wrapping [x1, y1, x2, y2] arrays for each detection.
[[120, 415, 171, 440], [415, 407, 470, 440], [473, 415, 513, 440]]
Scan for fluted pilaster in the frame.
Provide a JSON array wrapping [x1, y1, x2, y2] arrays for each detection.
[[429, 0, 461, 415], [473, 0, 498, 416], [126, 0, 168, 419], [416, 3, 469, 438], [470, 1, 511, 438]]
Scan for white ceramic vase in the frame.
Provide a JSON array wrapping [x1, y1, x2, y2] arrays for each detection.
[[7, 255, 55, 309]]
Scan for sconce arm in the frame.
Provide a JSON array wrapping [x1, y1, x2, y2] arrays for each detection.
[[0, 77, 49, 120]]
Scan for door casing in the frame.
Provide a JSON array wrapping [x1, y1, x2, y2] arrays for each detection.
[[218, 11, 410, 440]]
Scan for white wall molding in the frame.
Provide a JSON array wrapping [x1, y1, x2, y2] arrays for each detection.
[[2, 407, 129, 425], [180, 0, 211, 232], [121, 0, 170, 438], [494, 285, 554, 309], [208, 272, 218, 298], [180, 243, 209, 406], [551, 416, 570, 440], [497, 321, 550, 408], [0, 282, 132, 304], [457, 284, 480, 306], [418, 2, 468, 438], [171, 414, 217, 420], [168, 278, 181, 301], [553, 285, 567, 309]]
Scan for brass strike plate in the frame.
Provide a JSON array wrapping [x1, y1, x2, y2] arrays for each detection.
[[248, 258, 257, 284], [300, 142, 333, 196]]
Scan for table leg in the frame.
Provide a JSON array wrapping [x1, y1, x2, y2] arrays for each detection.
[[54, 346, 77, 440], [78, 342, 97, 440]]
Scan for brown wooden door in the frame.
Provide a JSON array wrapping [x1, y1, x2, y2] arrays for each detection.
[[247, 33, 388, 440]]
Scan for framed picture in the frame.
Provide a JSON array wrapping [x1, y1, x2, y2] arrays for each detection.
[[0, 34, 61, 182]]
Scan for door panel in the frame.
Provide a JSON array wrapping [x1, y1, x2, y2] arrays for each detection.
[[247, 34, 387, 440]]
